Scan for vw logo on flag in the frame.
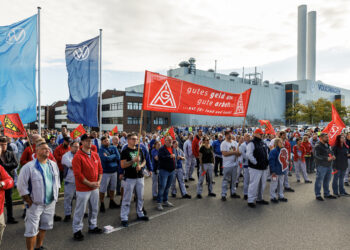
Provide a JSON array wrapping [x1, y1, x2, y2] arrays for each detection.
[[73, 45, 90, 61], [6, 28, 26, 44]]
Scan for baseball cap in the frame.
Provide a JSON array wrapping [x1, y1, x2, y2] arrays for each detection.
[[80, 134, 94, 141], [254, 128, 264, 135]]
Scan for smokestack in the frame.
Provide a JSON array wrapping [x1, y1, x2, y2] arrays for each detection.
[[297, 5, 307, 80], [307, 11, 316, 81]]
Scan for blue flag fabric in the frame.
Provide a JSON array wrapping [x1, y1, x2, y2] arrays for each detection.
[[65, 36, 99, 127], [0, 15, 37, 124]]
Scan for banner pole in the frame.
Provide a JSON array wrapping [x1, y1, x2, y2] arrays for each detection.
[[99, 29, 102, 138], [37, 7, 41, 135], [136, 109, 144, 168]]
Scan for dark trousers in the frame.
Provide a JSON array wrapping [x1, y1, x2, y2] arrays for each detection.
[[116, 173, 121, 195], [5, 188, 13, 220], [305, 156, 312, 173], [214, 156, 223, 175], [196, 158, 200, 178]]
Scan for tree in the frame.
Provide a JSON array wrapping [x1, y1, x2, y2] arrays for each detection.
[[299, 100, 317, 124], [285, 99, 303, 125]]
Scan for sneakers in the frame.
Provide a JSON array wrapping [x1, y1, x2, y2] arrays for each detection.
[[305, 180, 312, 184], [73, 230, 84, 241], [278, 198, 288, 202], [256, 200, 269, 205], [109, 200, 120, 209], [297, 180, 300, 183], [197, 194, 203, 199], [157, 203, 164, 211], [325, 195, 337, 199], [121, 220, 129, 227], [171, 193, 176, 198], [208, 193, 216, 197], [54, 215, 62, 222], [153, 196, 157, 201], [284, 187, 295, 192], [137, 216, 149, 221], [316, 196, 324, 201], [243, 195, 248, 200], [163, 201, 174, 207], [182, 194, 192, 199], [100, 202, 106, 213], [88, 227, 103, 234], [63, 215, 71, 222], [221, 196, 227, 201], [34, 246, 47, 250], [7, 218, 18, 224], [189, 177, 195, 181], [230, 193, 240, 199], [340, 192, 350, 196], [248, 203, 256, 208], [270, 198, 279, 203]]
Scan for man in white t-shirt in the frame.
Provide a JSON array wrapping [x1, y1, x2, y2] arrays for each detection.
[[220, 130, 241, 201]]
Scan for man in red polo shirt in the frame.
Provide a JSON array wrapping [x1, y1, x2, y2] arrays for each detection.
[[53, 137, 71, 185], [72, 134, 103, 241]]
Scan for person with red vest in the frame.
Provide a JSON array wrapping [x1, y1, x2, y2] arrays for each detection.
[[72, 134, 103, 241], [293, 138, 312, 184], [53, 137, 71, 184], [192, 129, 202, 178], [279, 131, 295, 192], [302, 136, 313, 173], [0, 161, 14, 245]]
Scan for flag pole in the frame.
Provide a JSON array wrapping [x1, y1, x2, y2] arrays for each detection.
[[37, 6, 41, 135], [99, 29, 102, 138], [242, 116, 246, 134], [136, 109, 144, 159]]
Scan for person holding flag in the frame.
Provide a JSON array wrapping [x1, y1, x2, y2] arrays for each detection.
[[293, 138, 312, 184], [314, 133, 337, 201]]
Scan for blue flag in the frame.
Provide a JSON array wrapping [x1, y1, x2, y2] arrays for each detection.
[[65, 36, 99, 127], [0, 15, 37, 124]]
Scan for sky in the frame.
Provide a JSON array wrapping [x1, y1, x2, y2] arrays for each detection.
[[1, 0, 350, 105]]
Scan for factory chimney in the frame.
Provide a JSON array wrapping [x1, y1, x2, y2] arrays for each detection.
[[307, 11, 316, 81], [297, 5, 307, 80]]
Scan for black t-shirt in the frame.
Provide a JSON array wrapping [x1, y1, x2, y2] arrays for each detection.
[[199, 145, 214, 164], [121, 147, 145, 179]]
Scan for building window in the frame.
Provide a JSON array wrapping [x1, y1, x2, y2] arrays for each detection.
[[102, 117, 123, 124], [127, 117, 140, 125], [102, 104, 110, 111], [153, 117, 168, 125], [127, 102, 142, 110], [110, 102, 123, 110]]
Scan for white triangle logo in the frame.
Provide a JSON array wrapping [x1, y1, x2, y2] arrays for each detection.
[[234, 94, 244, 114], [150, 80, 177, 109]]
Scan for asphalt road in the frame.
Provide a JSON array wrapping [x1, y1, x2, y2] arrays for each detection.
[[2, 172, 350, 250]]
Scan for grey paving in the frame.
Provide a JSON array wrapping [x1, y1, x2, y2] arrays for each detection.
[[2, 173, 350, 250]]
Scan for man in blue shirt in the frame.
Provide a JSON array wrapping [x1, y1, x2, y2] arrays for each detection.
[[212, 134, 223, 176]]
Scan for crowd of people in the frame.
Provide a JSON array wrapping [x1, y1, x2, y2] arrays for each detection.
[[0, 125, 349, 249]]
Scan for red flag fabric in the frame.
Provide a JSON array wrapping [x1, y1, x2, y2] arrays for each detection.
[[258, 120, 275, 135], [322, 104, 345, 146], [157, 125, 162, 131], [70, 124, 86, 140], [160, 137, 165, 145], [201, 170, 207, 176], [142, 71, 252, 117], [0, 113, 27, 138], [168, 127, 176, 140], [279, 148, 289, 172], [109, 126, 118, 136]]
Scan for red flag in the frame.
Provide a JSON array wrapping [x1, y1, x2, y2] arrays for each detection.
[[168, 127, 176, 140], [70, 124, 86, 140], [0, 113, 27, 138], [322, 104, 345, 146], [201, 170, 207, 176], [157, 125, 162, 131], [258, 120, 275, 135], [161, 137, 165, 145], [109, 126, 118, 136], [142, 71, 252, 117]]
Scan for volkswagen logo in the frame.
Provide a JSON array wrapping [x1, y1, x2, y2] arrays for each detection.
[[6, 28, 26, 44], [73, 45, 89, 61]]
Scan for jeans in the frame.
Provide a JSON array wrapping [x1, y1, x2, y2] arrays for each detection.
[[157, 169, 175, 203], [314, 166, 332, 197], [332, 169, 346, 195], [5, 188, 13, 220]]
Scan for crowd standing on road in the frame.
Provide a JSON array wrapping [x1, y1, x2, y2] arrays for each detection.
[[0, 124, 349, 249]]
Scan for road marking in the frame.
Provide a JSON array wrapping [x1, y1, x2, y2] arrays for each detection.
[[104, 204, 187, 234]]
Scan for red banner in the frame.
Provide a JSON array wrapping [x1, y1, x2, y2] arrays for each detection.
[[322, 104, 345, 146], [168, 127, 176, 140], [142, 71, 252, 117], [259, 120, 275, 135], [109, 126, 118, 136], [70, 124, 86, 140], [0, 113, 27, 138]]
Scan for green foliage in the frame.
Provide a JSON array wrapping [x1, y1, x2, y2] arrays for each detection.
[[285, 98, 349, 125]]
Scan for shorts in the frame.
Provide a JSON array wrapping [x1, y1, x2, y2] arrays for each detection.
[[24, 202, 56, 237], [100, 172, 118, 193]]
